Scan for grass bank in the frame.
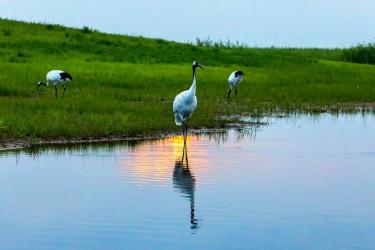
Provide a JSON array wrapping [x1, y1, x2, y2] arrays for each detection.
[[0, 18, 375, 145]]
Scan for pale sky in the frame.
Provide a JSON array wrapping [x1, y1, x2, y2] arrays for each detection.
[[0, 0, 374, 47]]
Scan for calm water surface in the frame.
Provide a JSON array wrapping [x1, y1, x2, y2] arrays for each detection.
[[1, 114, 375, 249]]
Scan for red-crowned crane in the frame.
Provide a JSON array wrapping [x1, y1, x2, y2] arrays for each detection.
[[227, 70, 244, 98], [173, 61, 204, 147], [37, 70, 73, 99]]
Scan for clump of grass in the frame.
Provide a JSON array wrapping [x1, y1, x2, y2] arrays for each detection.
[[195, 37, 248, 49], [46, 24, 54, 30], [82, 26, 94, 34], [2, 29, 11, 36], [17, 52, 27, 58], [97, 39, 113, 46], [45, 23, 66, 31], [344, 43, 375, 65], [8, 56, 20, 63], [155, 38, 167, 44]]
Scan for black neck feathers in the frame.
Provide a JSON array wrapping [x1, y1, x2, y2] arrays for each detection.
[[60, 72, 73, 81], [235, 71, 244, 77], [192, 66, 197, 81]]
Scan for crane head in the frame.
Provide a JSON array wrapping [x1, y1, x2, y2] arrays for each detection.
[[36, 81, 46, 89], [192, 61, 205, 70], [235, 70, 244, 77]]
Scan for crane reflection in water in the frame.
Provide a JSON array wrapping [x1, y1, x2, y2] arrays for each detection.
[[173, 138, 200, 230], [117, 134, 221, 230]]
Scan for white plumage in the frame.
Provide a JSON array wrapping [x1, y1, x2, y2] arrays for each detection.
[[227, 70, 244, 98], [173, 89, 197, 126], [173, 62, 204, 126], [37, 70, 73, 99], [173, 61, 204, 143]]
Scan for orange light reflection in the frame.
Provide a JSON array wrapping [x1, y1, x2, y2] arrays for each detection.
[[118, 135, 209, 185]]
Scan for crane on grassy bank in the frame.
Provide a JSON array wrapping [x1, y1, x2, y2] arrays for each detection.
[[37, 70, 73, 99], [227, 70, 244, 98]]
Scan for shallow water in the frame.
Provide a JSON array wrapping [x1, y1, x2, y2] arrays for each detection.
[[1, 114, 375, 249]]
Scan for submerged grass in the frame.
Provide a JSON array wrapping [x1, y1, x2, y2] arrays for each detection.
[[0, 18, 375, 142]]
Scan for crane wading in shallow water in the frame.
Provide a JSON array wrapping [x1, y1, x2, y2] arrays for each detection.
[[37, 70, 73, 99], [173, 61, 205, 157], [227, 70, 244, 98]]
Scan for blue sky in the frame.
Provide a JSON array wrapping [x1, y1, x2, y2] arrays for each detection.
[[1, 0, 374, 47]]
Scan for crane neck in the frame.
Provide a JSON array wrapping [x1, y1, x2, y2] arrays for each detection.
[[189, 66, 197, 94]]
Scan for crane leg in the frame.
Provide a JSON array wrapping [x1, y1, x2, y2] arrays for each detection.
[[184, 140, 189, 166], [185, 120, 189, 143], [235, 86, 238, 96], [55, 85, 58, 99], [181, 124, 185, 162], [62, 85, 67, 99], [184, 120, 189, 165], [227, 89, 231, 99], [183, 121, 187, 144], [182, 120, 189, 164], [181, 145, 185, 163]]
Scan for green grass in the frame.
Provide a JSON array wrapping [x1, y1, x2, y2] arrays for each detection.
[[0, 18, 375, 142], [344, 43, 375, 65]]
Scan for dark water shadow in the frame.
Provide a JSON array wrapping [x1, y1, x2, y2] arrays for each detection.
[[0, 140, 143, 158], [1, 125, 262, 159]]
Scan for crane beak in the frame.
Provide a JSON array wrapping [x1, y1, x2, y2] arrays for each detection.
[[198, 64, 205, 69]]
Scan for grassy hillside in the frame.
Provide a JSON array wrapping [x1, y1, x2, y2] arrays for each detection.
[[0, 18, 375, 142]]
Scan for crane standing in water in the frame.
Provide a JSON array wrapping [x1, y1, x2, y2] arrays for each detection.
[[173, 61, 205, 148], [37, 70, 73, 99]]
